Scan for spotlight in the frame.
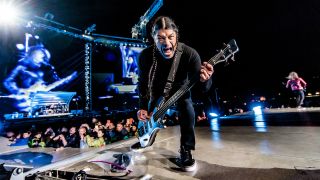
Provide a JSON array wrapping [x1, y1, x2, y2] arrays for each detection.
[[16, 44, 24, 50], [209, 112, 219, 117], [0, 1, 20, 25], [252, 106, 262, 115]]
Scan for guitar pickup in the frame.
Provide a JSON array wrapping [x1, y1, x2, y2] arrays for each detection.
[[138, 126, 145, 137]]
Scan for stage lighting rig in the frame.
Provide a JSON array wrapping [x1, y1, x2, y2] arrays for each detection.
[[85, 24, 96, 35], [131, 0, 163, 42]]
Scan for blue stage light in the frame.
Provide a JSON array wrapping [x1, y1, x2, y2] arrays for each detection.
[[210, 118, 220, 131], [254, 114, 267, 132]]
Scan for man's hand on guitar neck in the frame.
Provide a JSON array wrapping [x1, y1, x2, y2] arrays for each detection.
[[200, 62, 214, 82], [137, 109, 151, 122]]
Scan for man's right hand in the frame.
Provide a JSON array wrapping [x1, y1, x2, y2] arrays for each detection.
[[137, 109, 150, 121]]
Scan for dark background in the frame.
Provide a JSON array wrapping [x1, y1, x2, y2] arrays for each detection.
[[1, 0, 320, 107]]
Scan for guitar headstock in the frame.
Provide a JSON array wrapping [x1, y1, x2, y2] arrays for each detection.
[[209, 39, 239, 66]]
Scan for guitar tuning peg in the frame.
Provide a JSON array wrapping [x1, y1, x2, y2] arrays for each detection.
[[231, 54, 235, 61]]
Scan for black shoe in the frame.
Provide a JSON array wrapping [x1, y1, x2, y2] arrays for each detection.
[[178, 146, 197, 172]]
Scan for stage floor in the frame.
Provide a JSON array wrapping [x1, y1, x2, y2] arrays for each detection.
[[1, 107, 320, 179]]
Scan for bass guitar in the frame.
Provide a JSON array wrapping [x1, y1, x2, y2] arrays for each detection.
[[0, 71, 77, 99]]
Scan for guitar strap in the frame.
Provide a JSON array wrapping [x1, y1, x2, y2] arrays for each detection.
[[163, 43, 183, 99]]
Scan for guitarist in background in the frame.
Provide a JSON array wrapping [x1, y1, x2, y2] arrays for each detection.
[[285, 71, 307, 108], [137, 16, 213, 171], [3, 45, 61, 112]]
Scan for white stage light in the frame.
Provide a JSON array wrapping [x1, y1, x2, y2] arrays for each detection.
[[0, 2, 20, 25], [16, 44, 24, 50], [209, 112, 219, 117], [253, 106, 262, 115]]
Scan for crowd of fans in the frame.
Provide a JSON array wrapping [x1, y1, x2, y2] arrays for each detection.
[[5, 116, 139, 151], [3, 111, 187, 151]]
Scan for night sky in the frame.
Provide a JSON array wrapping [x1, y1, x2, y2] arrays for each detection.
[[1, 0, 320, 99]]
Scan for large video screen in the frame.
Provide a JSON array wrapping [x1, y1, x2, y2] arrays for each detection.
[[0, 31, 84, 118]]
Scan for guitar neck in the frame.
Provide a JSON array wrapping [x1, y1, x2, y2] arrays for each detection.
[[153, 75, 198, 120], [46, 72, 77, 91]]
